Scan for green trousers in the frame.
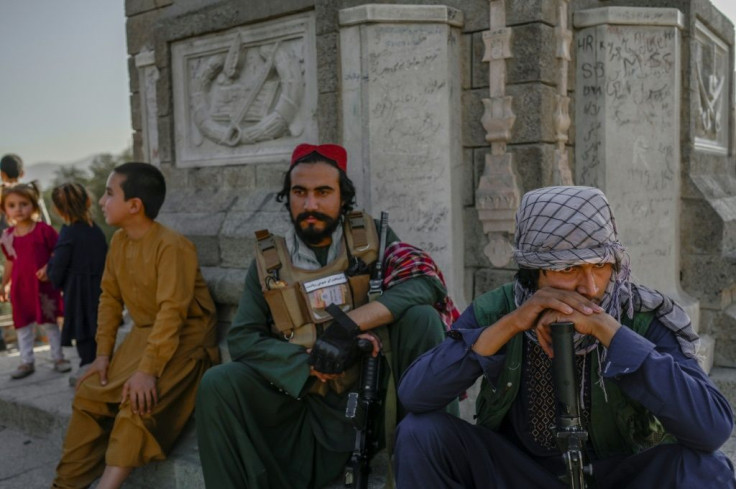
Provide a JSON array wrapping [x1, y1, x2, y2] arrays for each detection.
[[195, 304, 452, 489]]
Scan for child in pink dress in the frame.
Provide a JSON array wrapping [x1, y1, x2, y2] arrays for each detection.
[[0, 183, 70, 379]]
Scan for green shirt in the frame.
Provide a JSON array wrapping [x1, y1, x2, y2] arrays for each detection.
[[227, 230, 446, 398]]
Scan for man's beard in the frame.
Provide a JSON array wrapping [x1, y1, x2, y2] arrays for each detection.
[[292, 211, 341, 246]]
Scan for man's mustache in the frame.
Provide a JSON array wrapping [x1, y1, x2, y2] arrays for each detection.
[[296, 211, 333, 224]]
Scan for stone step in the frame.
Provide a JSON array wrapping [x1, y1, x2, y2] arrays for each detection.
[[0, 345, 206, 489], [0, 345, 390, 489], [2, 344, 734, 489]]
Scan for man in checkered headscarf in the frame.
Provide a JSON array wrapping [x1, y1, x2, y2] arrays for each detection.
[[395, 186, 735, 489], [513, 185, 698, 358]]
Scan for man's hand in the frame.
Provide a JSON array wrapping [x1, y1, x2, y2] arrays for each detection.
[[308, 333, 380, 382], [76, 355, 110, 390], [472, 287, 605, 357], [308, 305, 361, 374], [511, 287, 604, 334], [121, 371, 158, 415], [309, 366, 342, 383], [356, 332, 381, 358], [535, 307, 621, 356]]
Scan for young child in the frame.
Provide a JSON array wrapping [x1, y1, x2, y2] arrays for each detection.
[[45, 182, 108, 368], [52, 162, 219, 489], [0, 153, 50, 224], [0, 153, 25, 184], [0, 153, 24, 235], [0, 183, 70, 378]]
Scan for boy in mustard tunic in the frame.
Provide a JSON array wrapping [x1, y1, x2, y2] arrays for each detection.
[[52, 162, 219, 489]]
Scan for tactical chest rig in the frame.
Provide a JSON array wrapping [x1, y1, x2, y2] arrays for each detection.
[[254, 211, 379, 349]]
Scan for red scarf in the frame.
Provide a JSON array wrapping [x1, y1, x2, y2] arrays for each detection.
[[381, 241, 460, 330]]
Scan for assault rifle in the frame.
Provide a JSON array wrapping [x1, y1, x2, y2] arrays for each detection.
[[550, 321, 593, 489], [345, 212, 388, 488], [344, 338, 383, 488], [368, 211, 389, 301]]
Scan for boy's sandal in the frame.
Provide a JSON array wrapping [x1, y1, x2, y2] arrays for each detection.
[[10, 363, 35, 379]]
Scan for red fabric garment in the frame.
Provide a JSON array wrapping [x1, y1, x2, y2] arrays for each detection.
[[0, 222, 63, 328], [381, 241, 460, 330]]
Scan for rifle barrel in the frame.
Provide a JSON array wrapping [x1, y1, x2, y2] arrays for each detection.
[[550, 321, 580, 423], [369, 211, 389, 298]]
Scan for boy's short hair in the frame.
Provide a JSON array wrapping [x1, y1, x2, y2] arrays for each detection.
[[113, 162, 166, 219], [0, 154, 24, 179]]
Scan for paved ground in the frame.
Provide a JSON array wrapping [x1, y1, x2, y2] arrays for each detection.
[[0, 343, 386, 489], [0, 342, 734, 488], [0, 344, 73, 488]]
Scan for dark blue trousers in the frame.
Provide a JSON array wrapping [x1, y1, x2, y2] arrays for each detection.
[[395, 412, 735, 489]]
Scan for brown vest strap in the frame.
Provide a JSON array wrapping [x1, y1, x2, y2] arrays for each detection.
[[347, 211, 368, 249], [255, 229, 281, 274]]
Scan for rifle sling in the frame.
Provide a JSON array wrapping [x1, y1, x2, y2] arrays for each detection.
[[348, 211, 368, 249], [325, 303, 359, 333], [255, 229, 281, 275]]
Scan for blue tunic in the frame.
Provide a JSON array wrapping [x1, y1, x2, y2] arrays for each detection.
[[395, 301, 736, 488]]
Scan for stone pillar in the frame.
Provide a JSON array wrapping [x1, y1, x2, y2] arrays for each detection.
[[340, 5, 465, 304], [475, 0, 521, 270], [551, 0, 574, 186], [574, 7, 700, 333], [135, 49, 160, 166]]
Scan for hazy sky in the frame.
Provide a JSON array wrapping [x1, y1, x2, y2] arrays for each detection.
[[0, 1, 735, 168], [0, 1, 130, 167]]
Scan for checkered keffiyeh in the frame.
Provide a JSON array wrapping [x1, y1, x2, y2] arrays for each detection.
[[514, 186, 623, 270], [513, 186, 699, 359], [382, 242, 460, 329]]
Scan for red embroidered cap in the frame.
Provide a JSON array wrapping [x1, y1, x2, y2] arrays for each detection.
[[290, 143, 347, 172]]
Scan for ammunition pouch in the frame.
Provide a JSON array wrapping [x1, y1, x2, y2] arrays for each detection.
[[348, 274, 371, 308]]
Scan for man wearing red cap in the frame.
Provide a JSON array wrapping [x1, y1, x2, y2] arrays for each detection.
[[195, 143, 456, 488]]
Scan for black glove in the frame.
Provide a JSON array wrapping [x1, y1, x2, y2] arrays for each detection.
[[308, 304, 361, 374]]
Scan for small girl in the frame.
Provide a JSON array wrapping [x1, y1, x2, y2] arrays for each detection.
[[0, 183, 69, 379], [46, 182, 107, 369]]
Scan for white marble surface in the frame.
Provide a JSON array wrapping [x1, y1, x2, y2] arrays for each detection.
[[340, 4, 466, 306], [171, 12, 318, 167], [574, 7, 699, 329], [136, 49, 160, 166]]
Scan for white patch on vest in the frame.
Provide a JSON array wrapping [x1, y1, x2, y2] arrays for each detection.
[[303, 273, 348, 293], [307, 285, 348, 310]]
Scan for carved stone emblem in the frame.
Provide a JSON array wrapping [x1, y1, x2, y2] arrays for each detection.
[[172, 13, 318, 167], [190, 36, 304, 147], [693, 20, 729, 154]]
